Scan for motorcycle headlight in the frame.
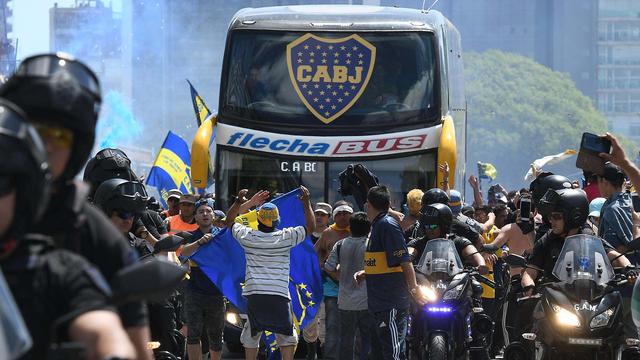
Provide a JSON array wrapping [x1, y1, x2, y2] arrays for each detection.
[[418, 285, 438, 303], [443, 284, 464, 300], [590, 308, 615, 329], [226, 312, 242, 327], [554, 307, 581, 327]]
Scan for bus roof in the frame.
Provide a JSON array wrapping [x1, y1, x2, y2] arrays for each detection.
[[229, 5, 447, 33]]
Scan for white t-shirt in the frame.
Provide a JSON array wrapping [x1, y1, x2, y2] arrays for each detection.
[[231, 223, 306, 299]]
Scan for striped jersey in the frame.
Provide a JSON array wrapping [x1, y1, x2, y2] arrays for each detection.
[[231, 223, 306, 299]]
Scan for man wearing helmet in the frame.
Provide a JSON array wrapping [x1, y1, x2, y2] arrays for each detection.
[[0, 99, 135, 360], [0, 53, 152, 359], [93, 178, 154, 258], [521, 188, 631, 293], [407, 203, 487, 272]]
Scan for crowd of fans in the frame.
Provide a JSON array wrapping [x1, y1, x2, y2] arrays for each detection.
[[5, 52, 640, 360]]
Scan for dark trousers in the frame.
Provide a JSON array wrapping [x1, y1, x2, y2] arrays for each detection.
[[148, 300, 177, 353], [339, 309, 373, 360], [372, 308, 408, 360], [324, 297, 340, 360]]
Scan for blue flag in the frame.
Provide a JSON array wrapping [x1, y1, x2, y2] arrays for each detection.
[[191, 188, 324, 328], [146, 131, 193, 207]]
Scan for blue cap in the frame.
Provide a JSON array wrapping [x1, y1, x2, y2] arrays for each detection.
[[449, 190, 462, 215], [589, 197, 606, 218], [194, 198, 215, 211]]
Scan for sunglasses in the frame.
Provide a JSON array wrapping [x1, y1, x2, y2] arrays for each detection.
[[0, 175, 14, 196], [549, 213, 564, 221], [34, 124, 74, 149], [113, 210, 135, 220]]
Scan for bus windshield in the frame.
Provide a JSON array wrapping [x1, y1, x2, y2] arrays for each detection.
[[221, 30, 439, 132], [216, 147, 436, 210]]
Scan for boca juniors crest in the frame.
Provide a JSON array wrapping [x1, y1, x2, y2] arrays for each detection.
[[286, 33, 376, 124]]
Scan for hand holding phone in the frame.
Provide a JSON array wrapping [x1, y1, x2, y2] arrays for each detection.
[[576, 132, 612, 175], [519, 195, 532, 223]]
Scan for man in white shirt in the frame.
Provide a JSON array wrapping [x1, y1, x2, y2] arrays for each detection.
[[225, 186, 315, 360]]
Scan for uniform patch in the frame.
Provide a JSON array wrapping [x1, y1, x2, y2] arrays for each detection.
[[286, 33, 376, 124]]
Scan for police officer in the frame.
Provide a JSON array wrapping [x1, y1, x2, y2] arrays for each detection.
[[527, 172, 572, 239], [84, 148, 167, 240], [93, 178, 154, 258], [0, 99, 135, 360], [405, 188, 482, 248], [0, 53, 152, 359], [407, 203, 487, 272]]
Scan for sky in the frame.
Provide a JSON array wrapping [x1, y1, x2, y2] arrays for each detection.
[[12, 0, 121, 59]]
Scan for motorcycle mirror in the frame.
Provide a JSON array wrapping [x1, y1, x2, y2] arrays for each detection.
[[153, 235, 184, 253], [505, 254, 528, 267], [110, 259, 186, 304]]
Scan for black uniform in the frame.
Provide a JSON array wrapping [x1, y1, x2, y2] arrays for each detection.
[[527, 226, 610, 278], [1, 237, 114, 360], [405, 218, 480, 247], [138, 209, 168, 239], [407, 234, 473, 265], [33, 183, 148, 328]]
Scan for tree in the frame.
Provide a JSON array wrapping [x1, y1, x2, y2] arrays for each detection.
[[464, 50, 625, 190]]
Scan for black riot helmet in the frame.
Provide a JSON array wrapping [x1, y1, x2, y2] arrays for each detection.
[[0, 53, 101, 181], [420, 203, 453, 237], [421, 188, 450, 208], [93, 179, 149, 216], [83, 148, 138, 201], [0, 99, 52, 256], [529, 172, 572, 208], [537, 188, 589, 233]]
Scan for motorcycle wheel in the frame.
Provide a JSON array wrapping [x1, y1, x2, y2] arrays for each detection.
[[426, 333, 447, 360]]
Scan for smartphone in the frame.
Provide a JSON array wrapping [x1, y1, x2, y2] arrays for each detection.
[[576, 132, 612, 175], [519, 196, 532, 223], [632, 193, 640, 212]]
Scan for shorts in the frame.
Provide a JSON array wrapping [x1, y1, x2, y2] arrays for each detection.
[[184, 290, 225, 351], [241, 317, 298, 349], [241, 294, 298, 348]]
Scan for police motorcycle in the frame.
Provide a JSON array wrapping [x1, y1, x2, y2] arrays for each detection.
[[504, 235, 638, 360], [410, 238, 494, 360]]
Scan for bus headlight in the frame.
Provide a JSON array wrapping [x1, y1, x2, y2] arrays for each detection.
[[590, 308, 614, 329]]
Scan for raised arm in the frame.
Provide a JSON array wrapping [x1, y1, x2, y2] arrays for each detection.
[[600, 132, 640, 193], [225, 189, 249, 228], [299, 186, 316, 236], [469, 175, 484, 207]]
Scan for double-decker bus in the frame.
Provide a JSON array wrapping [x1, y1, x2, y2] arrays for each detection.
[[214, 5, 466, 210]]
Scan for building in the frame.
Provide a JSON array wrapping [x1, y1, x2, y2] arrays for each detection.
[[49, 0, 123, 93], [0, 0, 16, 79], [597, 0, 640, 139], [378, 0, 600, 102]]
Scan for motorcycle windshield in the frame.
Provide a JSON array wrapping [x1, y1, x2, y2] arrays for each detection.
[[416, 238, 464, 277], [552, 235, 614, 286]]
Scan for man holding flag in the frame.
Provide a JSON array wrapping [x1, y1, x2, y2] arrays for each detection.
[[225, 186, 316, 360]]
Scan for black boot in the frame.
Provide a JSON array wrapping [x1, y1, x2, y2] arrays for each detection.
[[305, 340, 318, 360]]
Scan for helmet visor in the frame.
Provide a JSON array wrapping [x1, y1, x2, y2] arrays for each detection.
[[115, 181, 148, 200], [16, 54, 100, 97]]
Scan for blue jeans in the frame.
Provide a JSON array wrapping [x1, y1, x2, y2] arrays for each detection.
[[339, 309, 374, 360], [372, 308, 408, 360], [324, 297, 340, 360]]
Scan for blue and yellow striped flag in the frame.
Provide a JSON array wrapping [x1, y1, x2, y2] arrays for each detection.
[[146, 131, 193, 207], [187, 79, 212, 127]]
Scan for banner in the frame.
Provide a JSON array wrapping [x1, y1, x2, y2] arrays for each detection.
[[146, 131, 193, 207], [524, 150, 577, 182]]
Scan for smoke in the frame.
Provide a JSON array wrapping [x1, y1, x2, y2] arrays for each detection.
[[96, 90, 143, 148]]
